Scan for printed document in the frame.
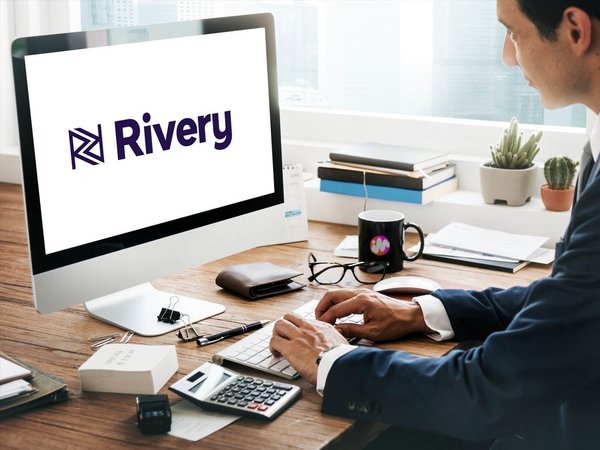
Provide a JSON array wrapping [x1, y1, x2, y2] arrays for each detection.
[[427, 223, 549, 261]]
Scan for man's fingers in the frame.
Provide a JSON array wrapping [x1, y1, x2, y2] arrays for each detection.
[[315, 289, 366, 319], [334, 323, 363, 339], [268, 333, 284, 357], [319, 295, 368, 324], [272, 315, 301, 340]]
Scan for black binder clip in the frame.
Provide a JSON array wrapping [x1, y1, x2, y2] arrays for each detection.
[[176, 314, 203, 342], [157, 296, 181, 324]]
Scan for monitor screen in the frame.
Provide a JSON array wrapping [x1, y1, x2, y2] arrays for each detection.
[[12, 14, 284, 335]]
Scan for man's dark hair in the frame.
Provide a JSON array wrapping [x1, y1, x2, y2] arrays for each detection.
[[517, 0, 600, 40]]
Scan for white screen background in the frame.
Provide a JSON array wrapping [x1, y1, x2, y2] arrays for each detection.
[[25, 28, 275, 255]]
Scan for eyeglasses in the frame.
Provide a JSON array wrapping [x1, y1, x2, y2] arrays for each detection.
[[307, 252, 388, 285]]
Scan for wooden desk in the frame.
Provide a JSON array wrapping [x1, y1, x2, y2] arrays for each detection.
[[0, 182, 551, 449]]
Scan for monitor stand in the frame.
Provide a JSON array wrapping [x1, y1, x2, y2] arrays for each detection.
[[84, 282, 226, 336]]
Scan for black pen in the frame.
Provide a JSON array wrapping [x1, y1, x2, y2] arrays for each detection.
[[196, 320, 270, 346]]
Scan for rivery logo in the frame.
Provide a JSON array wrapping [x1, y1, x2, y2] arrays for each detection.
[[69, 110, 232, 169], [69, 125, 104, 170], [370, 235, 390, 256]]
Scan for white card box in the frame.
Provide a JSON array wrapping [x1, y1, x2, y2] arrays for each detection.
[[79, 344, 178, 394]]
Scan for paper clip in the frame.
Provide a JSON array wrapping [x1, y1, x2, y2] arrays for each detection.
[[120, 331, 134, 343], [90, 334, 119, 348], [89, 333, 120, 342], [176, 315, 203, 342], [157, 296, 181, 324]]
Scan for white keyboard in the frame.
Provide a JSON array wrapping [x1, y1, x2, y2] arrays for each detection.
[[212, 300, 363, 379]]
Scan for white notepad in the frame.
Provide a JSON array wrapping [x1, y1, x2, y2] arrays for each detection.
[[78, 344, 177, 394], [0, 356, 32, 384]]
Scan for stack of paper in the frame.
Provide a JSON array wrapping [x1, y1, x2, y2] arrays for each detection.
[[79, 344, 178, 394], [410, 223, 555, 273], [0, 356, 35, 402]]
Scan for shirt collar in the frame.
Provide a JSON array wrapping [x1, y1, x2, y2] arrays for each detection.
[[590, 112, 600, 162]]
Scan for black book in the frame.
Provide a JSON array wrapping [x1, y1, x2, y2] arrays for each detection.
[[329, 143, 451, 172], [317, 164, 455, 190]]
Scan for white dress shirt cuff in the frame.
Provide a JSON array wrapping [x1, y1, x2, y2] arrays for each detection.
[[316, 344, 357, 396], [413, 294, 455, 341]]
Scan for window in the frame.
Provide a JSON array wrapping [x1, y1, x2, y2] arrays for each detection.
[[80, 0, 585, 129]]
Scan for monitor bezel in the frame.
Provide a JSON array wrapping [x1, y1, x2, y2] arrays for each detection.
[[12, 13, 283, 275]]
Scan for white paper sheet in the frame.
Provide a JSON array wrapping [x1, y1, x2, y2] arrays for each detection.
[[168, 399, 240, 442], [334, 235, 359, 258], [427, 222, 549, 261]]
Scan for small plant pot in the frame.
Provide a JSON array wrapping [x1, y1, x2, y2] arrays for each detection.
[[540, 184, 574, 212], [479, 162, 537, 206]]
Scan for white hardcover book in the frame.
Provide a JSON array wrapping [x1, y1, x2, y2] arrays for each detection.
[[79, 344, 178, 394]]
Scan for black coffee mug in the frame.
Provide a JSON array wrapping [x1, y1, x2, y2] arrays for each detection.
[[358, 210, 425, 273]]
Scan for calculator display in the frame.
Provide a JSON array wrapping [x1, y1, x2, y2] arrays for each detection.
[[187, 367, 231, 396]]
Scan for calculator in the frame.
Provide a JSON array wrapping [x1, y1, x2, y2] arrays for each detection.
[[169, 362, 302, 420]]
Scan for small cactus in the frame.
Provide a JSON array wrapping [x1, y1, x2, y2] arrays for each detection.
[[544, 156, 579, 190], [490, 117, 542, 169]]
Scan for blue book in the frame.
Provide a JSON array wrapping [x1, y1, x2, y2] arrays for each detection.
[[320, 177, 458, 204]]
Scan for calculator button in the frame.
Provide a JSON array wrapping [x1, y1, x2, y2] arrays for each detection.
[[257, 405, 269, 411], [247, 402, 259, 409], [278, 390, 288, 396], [227, 399, 238, 405], [217, 397, 228, 403], [245, 377, 255, 383], [254, 398, 264, 404], [273, 384, 293, 391], [272, 395, 281, 401], [210, 395, 219, 401], [266, 388, 276, 394], [238, 401, 248, 407], [265, 399, 275, 406], [262, 381, 273, 387]]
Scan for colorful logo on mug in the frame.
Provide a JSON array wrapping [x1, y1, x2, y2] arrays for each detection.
[[370, 235, 390, 256]]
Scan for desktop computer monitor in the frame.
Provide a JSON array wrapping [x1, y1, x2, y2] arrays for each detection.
[[11, 13, 285, 336]]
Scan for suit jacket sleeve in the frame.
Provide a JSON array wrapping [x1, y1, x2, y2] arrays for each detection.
[[322, 172, 600, 441]]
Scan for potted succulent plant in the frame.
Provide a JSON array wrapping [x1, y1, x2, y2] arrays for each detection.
[[540, 156, 579, 211], [479, 117, 543, 206]]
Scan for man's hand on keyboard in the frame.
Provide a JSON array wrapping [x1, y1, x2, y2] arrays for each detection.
[[315, 289, 431, 342], [269, 313, 348, 385]]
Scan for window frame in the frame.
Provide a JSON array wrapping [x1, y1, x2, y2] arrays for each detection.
[[0, 1, 594, 185]]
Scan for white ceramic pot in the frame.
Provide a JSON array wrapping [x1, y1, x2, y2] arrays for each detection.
[[479, 162, 537, 206]]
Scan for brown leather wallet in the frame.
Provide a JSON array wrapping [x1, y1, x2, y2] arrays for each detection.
[[215, 262, 306, 300]]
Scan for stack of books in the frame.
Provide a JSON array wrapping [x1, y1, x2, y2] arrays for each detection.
[[0, 352, 68, 418], [318, 143, 457, 204]]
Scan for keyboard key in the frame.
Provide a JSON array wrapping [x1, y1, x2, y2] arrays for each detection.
[[270, 360, 291, 372], [247, 354, 268, 365], [282, 366, 298, 377]]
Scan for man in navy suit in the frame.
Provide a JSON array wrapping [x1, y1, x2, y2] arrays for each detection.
[[270, 1, 600, 448]]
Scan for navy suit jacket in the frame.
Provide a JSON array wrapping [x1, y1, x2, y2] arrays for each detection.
[[323, 148, 600, 449]]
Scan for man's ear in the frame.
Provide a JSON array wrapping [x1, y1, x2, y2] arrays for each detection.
[[562, 7, 592, 55]]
